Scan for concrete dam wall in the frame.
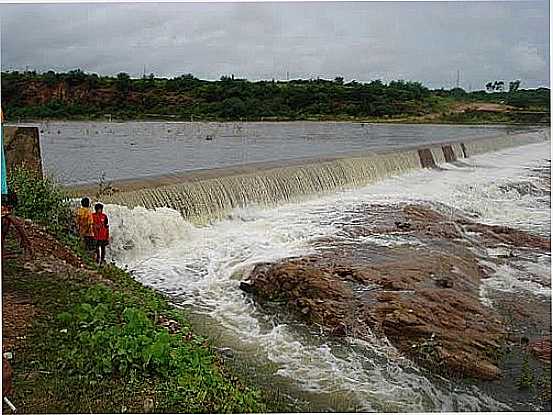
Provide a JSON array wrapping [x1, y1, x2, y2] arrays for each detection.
[[70, 129, 550, 223], [2, 126, 43, 178]]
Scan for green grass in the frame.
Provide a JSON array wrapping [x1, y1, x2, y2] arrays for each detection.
[[7, 166, 72, 232], [516, 354, 536, 391], [435, 110, 550, 125], [3, 257, 266, 413]]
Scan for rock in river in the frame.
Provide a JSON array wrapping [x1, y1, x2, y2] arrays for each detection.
[[240, 203, 551, 381]]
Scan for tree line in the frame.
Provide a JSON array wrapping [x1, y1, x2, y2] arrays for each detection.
[[1, 69, 549, 121]]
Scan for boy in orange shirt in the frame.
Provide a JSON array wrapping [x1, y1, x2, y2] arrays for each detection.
[[75, 197, 94, 251]]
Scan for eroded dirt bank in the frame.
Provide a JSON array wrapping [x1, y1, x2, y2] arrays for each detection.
[[240, 203, 551, 383]]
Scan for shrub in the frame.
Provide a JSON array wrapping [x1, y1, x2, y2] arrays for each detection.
[[54, 283, 264, 412], [7, 166, 72, 233]]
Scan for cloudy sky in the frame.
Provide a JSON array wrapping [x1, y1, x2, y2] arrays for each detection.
[[0, 1, 549, 90]]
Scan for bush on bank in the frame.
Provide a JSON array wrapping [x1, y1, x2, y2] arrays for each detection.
[[7, 166, 72, 233]]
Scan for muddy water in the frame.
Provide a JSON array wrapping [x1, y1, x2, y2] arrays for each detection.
[[25, 121, 528, 184], [106, 141, 550, 411]]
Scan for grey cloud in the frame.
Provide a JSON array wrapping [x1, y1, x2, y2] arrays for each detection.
[[0, 1, 549, 89]]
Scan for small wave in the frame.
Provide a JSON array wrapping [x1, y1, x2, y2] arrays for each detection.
[[480, 256, 551, 301]]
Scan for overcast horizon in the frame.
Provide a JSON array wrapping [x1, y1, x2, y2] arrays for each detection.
[[0, 1, 549, 90]]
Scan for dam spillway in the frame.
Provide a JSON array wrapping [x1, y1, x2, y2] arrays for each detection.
[[70, 124, 550, 412], [69, 129, 550, 222], [104, 136, 552, 412]]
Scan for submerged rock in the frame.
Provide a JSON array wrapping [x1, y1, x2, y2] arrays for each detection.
[[216, 347, 235, 360], [242, 203, 551, 381], [331, 322, 348, 337], [239, 281, 255, 294]]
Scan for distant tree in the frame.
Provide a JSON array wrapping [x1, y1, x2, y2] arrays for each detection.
[[43, 70, 59, 86], [509, 80, 521, 93], [146, 73, 155, 88], [334, 77, 344, 85], [116, 72, 131, 94], [506, 86, 550, 110], [65, 69, 87, 86], [486, 80, 505, 92], [165, 73, 200, 92], [450, 87, 467, 98], [87, 73, 100, 87], [221, 97, 247, 118]]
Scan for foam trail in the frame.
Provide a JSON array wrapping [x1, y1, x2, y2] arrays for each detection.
[[480, 255, 551, 300]]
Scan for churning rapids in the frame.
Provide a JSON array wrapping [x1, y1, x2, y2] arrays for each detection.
[[104, 141, 550, 412]]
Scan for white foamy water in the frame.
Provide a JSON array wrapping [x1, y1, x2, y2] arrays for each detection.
[[106, 141, 550, 412]]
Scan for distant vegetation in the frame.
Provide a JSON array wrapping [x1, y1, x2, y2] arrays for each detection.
[[434, 87, 550, 112], [1, 69, 549, 122]]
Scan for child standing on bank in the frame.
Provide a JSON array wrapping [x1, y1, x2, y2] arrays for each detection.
[[92, 203, 109, 265], [75, 197, 95, 251]]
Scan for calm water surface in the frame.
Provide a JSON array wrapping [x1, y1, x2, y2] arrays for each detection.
[[19, 121, 527, 184]]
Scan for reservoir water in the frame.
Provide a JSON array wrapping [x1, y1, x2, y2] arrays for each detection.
[[31, 121, 530, 185]]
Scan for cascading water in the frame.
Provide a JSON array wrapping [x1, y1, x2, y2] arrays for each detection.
[[101, 130, 548, 223], [104, 132, 550, 412], [463, 129, 550, 155], [105, 150, 423, 222]]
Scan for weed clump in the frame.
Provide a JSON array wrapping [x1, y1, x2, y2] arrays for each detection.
[[7, 166, 72, 233]]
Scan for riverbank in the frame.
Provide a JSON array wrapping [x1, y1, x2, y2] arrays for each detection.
[[4, 99, 549, 126], [2, 224, 271, 413], [1, 188, 272, 413], [2, 70, 549, 125]]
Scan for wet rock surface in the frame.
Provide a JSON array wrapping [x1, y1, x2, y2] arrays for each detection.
[[528, 337, 552, 363], [241, 203, 551, 382]]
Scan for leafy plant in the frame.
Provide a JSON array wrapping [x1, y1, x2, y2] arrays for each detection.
[[53, 283, 263, 412], [536, 367, 552, 404], [95, 171, 115, 199], [7, 166, 72, 232], [516, 354, 535, 390]]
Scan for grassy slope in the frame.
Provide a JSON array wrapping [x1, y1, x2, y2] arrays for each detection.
[[2, 231, 268, 413]]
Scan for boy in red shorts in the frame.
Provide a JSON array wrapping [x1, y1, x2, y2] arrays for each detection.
[[92, 203, 109, 265]]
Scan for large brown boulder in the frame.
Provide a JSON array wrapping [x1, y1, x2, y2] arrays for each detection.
[[242, 203, 551, 381], [246, 251, 505, 380]]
